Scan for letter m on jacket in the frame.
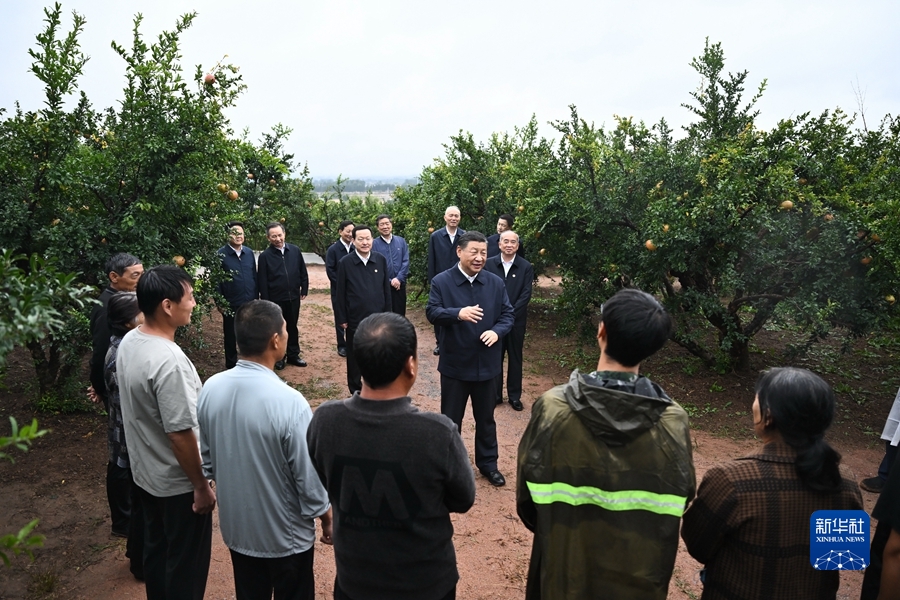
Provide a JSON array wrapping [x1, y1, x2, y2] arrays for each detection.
[[332, 456, 421, 529]]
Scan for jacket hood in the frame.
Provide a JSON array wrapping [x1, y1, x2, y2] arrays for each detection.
[[562, 370, 673, 446]]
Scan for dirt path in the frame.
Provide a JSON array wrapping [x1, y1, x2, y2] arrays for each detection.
[[0, 265, 884, 599]]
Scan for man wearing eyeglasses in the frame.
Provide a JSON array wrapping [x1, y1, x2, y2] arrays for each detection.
[[216, 221, 259, 370]]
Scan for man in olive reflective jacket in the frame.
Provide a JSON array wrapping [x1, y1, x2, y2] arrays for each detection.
[[516, 288, 695, 600]]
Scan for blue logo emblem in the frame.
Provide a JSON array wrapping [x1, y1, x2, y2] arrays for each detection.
[[810, 510, 869, 570]]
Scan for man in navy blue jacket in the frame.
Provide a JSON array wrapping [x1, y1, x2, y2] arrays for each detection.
[[216, 222, 258, 369], [427, 231, 515, 486], [258, 222, 309, 369], [335, 225, 392, 394], [427, 206, 465, 356], [372, 214, 409, 317], [486, 230, 533, 411]]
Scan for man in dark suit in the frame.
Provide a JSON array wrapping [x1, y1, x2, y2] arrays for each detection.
[[325, 220, 354, 357], [426, 206, 465, 356], [486, 230, 534, 411], [257, 222, 309, 369], [426, 231, 515, 487], [216, 221, 258, 369], [335, 225, 392, 394], [88, 252, 143, 409], [487, 213, 526, 259]]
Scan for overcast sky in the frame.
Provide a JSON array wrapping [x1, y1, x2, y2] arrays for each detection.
[[2, 1, 897, 179]]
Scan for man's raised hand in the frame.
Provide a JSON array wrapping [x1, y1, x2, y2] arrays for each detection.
[[458, 305, 483, 323]]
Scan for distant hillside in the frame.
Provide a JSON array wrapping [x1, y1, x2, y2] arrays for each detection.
[[312, 177, 419, 193]]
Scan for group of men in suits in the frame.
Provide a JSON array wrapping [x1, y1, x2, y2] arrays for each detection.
[[218, 207, 533, 488], [217, 221, 311, 371], [326, 215, 410, 393]]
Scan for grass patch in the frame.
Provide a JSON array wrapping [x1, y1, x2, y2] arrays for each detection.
[[288, 378, 342, 407]]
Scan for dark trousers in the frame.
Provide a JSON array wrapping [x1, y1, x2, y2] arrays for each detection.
[[334, 581, 455, 600], [107, 462, 132, 535], [877, 441, 898, 481], [139, 487, 212, 600], [861, 518, 892, 600], [497, 324, 525, 404], [107, 463, 144, 577], [230, 547, 315, 600], [223, 311, 238, 369], [390, 282, 407, 316], [330, 292, 346, 349], [275, 298, 302, 359], [345, 327, 361, 394], [440, 374, 500, 471]]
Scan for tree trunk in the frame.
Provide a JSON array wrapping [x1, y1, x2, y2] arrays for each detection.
[[26, 340, 56, 399]]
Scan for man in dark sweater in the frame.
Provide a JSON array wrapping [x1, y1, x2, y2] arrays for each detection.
[[307, 312, 476, 600], [335, 225, 392, 394], [88, 252, 143, 409], [215, 221, 258, 369], [257, 222, 309, 369]]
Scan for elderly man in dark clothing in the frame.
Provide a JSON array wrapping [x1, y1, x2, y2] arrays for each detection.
[[89, 252, 143, 409], [335, 225, 392, 394], [486, 213, 525, 259], [427, 205, 465, 356], [486, 229, 533, 411], [258, 222, 309, 369], [216, 221, 258, 369], [325, 220, 354, 357], [427, 231, 514, 487]]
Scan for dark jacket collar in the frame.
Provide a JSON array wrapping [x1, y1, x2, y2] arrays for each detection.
[[450, 264, 483, 286], [739, 440, 797, 464]]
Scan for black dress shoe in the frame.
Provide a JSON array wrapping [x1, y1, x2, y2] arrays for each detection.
[[275, 359, 286, 371], [480, 469, 506, 487], [509, 398, 524, 411], [286, 357, 308, 367], [337, 347, 347, 357], [433, 345, 440, 356]]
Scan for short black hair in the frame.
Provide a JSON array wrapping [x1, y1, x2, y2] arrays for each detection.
[[458, 231, 487, 249], [375, 214, 392, 225], [136, 265, 193, 317], [352, 225, 373, 239], [266, 222, 285, 235], [105, 253, 141, 277], [353, 313, 417, 389], [226, 220, 244, 230], [338, 220, 354, 232], [107, 292, 141, 337], [601, 288, 672, 367], [498, 213, 515, 227], [235, 300, 285, 357]]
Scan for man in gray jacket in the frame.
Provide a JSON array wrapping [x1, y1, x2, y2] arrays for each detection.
[[308, 312, 475, 600], [199, 300, 332, 600]]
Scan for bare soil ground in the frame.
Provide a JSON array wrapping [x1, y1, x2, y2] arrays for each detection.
[[1, 266, 896, 599]]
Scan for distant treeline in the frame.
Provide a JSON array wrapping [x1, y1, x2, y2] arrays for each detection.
[[312, 178, 419, 193]]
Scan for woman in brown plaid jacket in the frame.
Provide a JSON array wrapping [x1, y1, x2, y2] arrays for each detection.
[[681, 367, 864, 599]]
